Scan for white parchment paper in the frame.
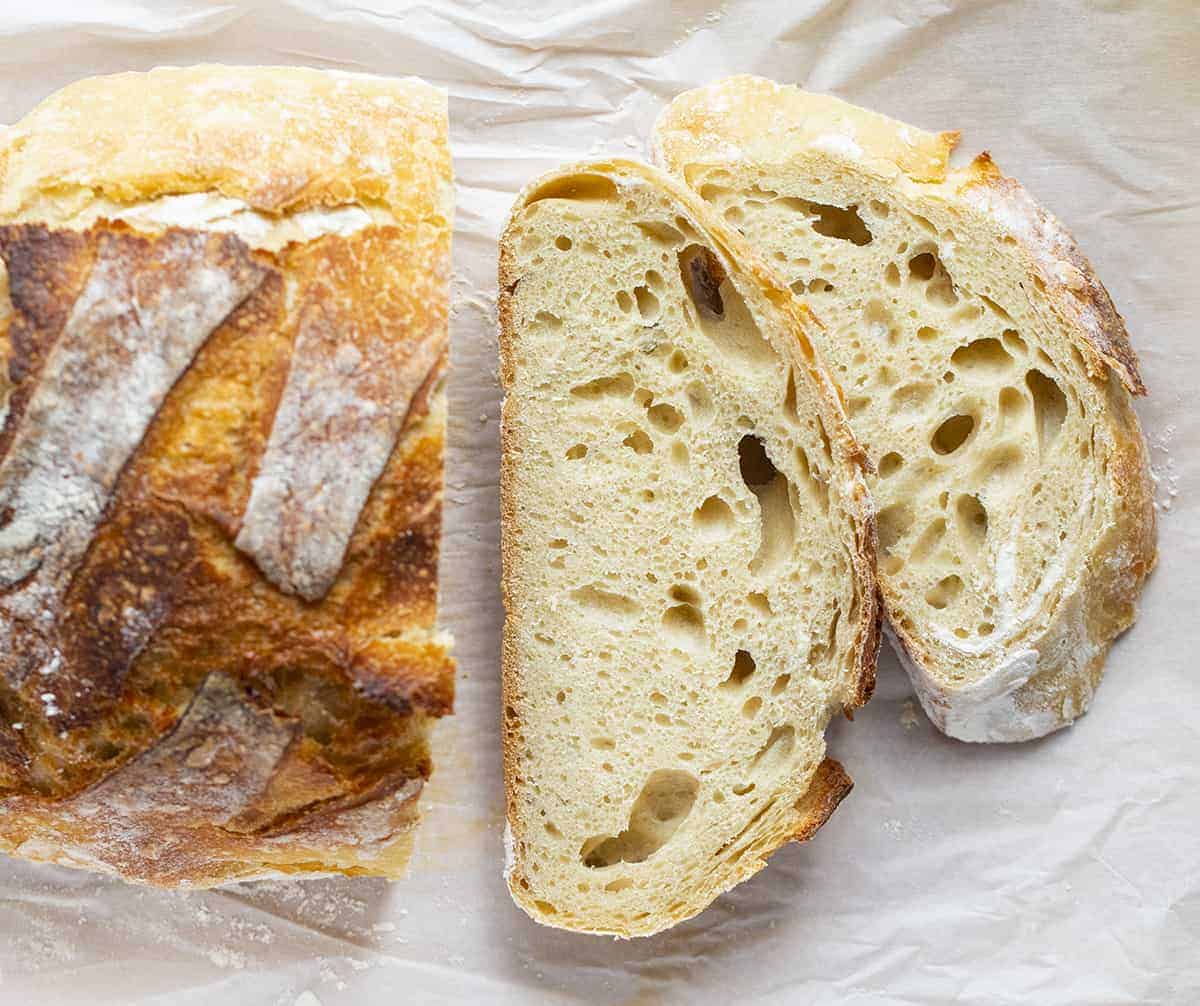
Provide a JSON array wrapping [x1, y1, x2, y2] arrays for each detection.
[[1, 2, 1197, 1003]]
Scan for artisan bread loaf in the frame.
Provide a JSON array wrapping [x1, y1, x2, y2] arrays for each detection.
[[654, 76, 1156, 741], [499, 160, 879, 936], [0, 66, 454, 885]]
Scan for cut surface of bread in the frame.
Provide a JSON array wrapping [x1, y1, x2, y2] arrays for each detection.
[[0, 66, 454, 886], [499, 160, 879, 936], [655, 76, 1156, 742]]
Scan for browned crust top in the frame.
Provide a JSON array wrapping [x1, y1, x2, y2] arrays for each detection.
[[0, 220, 452, 885]]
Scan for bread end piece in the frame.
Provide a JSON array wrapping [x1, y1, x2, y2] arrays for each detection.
[[655, 76, 1156, 743]]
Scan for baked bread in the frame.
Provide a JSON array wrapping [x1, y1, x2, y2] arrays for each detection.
[[0, 66, 454, 885], [499, 160, 879, 935], [654, 76, 1156, 741]]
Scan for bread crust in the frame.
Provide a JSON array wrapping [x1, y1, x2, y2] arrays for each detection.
[[655, 76, 1157, 741], [0, 67, 454, 885], [498, 159, 880, 935]]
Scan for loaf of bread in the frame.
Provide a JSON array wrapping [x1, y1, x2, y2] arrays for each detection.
[[654, 76, 1156, 741], [499, 160, 879, 935], [0, 66, 454, 885]]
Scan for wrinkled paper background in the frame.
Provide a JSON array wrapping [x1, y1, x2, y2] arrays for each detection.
[[1, 1, 1197, 1003]]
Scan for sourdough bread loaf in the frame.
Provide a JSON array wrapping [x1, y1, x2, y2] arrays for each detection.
[[0, 66, 454, 885], [654, 76, 1156, 741], [499, 159, 879, 935]]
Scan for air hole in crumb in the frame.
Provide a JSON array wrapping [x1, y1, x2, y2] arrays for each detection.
[[693, 495, 735, 538], [771, 674, 790, 695], [721, 649, 756, 689], [890, 382, 934, 414], [678, 244, 776, 367], [684, 381, 714, 423], [925, 575, 963, 609], [662, 604, 706, 653], [622, 428, 653, 454], [879, 452, 904, 478], [998, 386, 1028, 429], [570, 584, 641, 621], [634, 285, 660, 324], [678, 243, 725, 317], [565, 443, 588, 460], [580, 770, 699, 867], [909, 252, 936, 280], [741, 697, 762, 719], [668, 350, 689, 373], [884, 262, 901, 287], [877, 503, 913, 553], [779, 196, 872, 245], [555, 235, 572, 251], [747, 592, 772, 615], [751, 725, 796, 769], [669, 584, 701, 605], [571, 372, 633, 399], [951, 337, 1015, 374], [910, 518, 947, 563], [1026, 369, 1068, 450], [931, 414, 975, 455], [647, 402, 684, 433], [738, 435, 776, 486], [1002, 329, 1028, 355], [616, 289, 633, 313]]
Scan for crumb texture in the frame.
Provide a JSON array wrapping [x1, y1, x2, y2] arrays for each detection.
[[656, 77, 1156, 741], [500, 161, 876, 936]]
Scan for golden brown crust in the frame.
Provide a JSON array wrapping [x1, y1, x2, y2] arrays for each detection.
[[790, 757, 854, 842], [649, 75, 959, 184], [0, 65, 451, 224], [960, 154, 1144, 395], [0, 68, 453, 885], [497, 159, 879, 935]]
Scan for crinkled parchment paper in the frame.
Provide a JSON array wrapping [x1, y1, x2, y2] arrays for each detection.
[[1, 2, 1197, 1003]]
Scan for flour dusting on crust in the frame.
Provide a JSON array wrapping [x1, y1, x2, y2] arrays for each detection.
[[235, 287, 445, 601], [0, 227, 264, 686]]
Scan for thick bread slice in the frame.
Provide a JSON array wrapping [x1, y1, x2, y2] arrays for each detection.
[[655, 76, 1156, 742], [499, 160, 879, 936]]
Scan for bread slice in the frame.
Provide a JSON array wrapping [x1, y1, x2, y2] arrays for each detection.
[[654, 76, 1156, 742], [499, 159, 879, 936]]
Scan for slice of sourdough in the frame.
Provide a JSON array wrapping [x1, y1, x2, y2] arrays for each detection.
[[499, 160, 879, 936], [654, 76, 1157, 742]]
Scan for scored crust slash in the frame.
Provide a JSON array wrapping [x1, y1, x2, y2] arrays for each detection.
[[0, 65, 455, 886]]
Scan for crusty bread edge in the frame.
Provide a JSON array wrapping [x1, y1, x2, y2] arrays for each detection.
[[497, 158, 880, 935], [653, 77, 1157, 742]]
